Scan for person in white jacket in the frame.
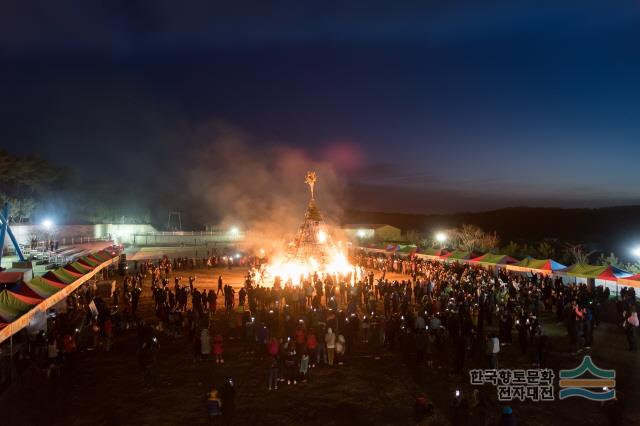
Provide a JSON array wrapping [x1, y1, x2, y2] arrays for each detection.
[[325, 328, 336, 366]]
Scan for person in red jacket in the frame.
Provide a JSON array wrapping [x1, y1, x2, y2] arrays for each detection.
[[213, 333, 224, 364], [306, 331, 318, 368], [267, 337, 279, 358]]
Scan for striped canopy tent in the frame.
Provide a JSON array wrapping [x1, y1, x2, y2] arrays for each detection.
[[64, 261, 93, 275], [442, 250, 472, 261], [7, 282, 44, 301], [419, 248, 449, 258], [514, 257, 566, 272], [470, 253, 519, 265], [0, 272, 24, 288], [26, 276, 66, 298], [517, 257, 566, 271], [88, 253, 107, 263], [60, 266, 84, 278], [45, 269, 78, 284], [94, 250, 116, 262], [559, 264, 633, 281], [617, 273, 640, 288], [0, 290, 39, 322], [78, 256, 100, 267]]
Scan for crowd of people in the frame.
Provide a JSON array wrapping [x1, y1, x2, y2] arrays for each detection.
[[2, 248, 637, 425], [116, 249, 633, 424]]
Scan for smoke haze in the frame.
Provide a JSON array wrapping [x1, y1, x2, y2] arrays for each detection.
[[186, 122, 347, 247]]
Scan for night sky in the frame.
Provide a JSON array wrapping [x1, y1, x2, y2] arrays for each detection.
[[2, 1, 640, 215]]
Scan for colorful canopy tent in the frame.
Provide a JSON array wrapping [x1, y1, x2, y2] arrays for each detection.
[[60, 266, 84, 278], [470, 253, 518, 265], [515, 257, 566, 271], [0, 290, 38, 322], [508, 257, 567, 275], [418, 248, 449, 258], [0, 249, 119, 345], [558, 264, 633, 280], [442, 250, 473, 261], [94, 250, 116, 262], [55, 268, 83, 283], [42, 269, 77, 284], [78, 256, 100, 267], [27, 276, 67, 298], [7, 282, 44, 301], [616, 274, 640, 288], [72, 261, 93, 272], [0, 272, 24, 287]]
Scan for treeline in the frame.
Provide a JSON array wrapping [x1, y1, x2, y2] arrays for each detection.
[[345, 207, 640, 264], [0, 150, 151, 225]]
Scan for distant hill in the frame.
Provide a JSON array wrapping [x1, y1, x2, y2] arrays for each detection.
[[343, 206, 640, 258]]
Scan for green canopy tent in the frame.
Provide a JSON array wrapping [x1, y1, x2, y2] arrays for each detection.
[[93, 250, 116, 262], [513, 257, 566, 273], [64, 261, 93, 275], [558, 264, 632, 280], [418, 248, 449, 258], [27, 276, 65, 298], [78, 256, 100, 267], [442, 250, 472, 261], [470, 253, 519, 265], [50, 268, 79, 284], [0, 290, 37, 322]]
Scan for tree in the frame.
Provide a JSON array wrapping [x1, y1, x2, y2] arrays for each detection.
[[454, 224, 500, 253], [535, 241, 556, 259], [0, 150, 67, 223], [622, 262, 640, 274], [503, 241, 522, 258], [565, 244, 594, 264], [599, 252, 621, 267]]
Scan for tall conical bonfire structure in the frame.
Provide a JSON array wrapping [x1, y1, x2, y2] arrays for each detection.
[[287, 171, 334, 264]]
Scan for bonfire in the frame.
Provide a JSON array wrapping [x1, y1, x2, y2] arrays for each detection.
[[256, 171, 361, 287]]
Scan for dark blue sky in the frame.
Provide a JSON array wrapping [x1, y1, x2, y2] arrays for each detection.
[[2, 1, 640, 213]]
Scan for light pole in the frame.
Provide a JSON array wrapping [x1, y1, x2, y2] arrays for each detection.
[[435, 232, 447, 248]]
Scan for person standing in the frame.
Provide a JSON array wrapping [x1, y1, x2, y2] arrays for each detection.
[[486, 333, 500, 369], [325, 328, 336, 366], [267, 355, 279, 391], [299, 350, 310, 382], [138, 341, 155, 389], [213, 333, 224, 364], [306, 330, 318, 368], [221, 377, 236, 424], [217, 275, 223, 296], [624, 309, 639, 352]]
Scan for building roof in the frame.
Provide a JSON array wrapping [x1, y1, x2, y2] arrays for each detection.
[[342, 223, 399, 230]]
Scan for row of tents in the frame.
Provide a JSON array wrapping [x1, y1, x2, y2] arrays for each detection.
[[367, 244, 640, 287], [0, 249, 118, 332]]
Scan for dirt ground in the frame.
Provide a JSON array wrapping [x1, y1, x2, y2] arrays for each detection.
[[2, 266, 639, 426]]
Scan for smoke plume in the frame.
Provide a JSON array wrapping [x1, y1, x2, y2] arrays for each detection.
[[187, 122, 347, 249]]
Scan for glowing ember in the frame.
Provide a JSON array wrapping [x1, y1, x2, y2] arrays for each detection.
[[261, 246, 360, 286]]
